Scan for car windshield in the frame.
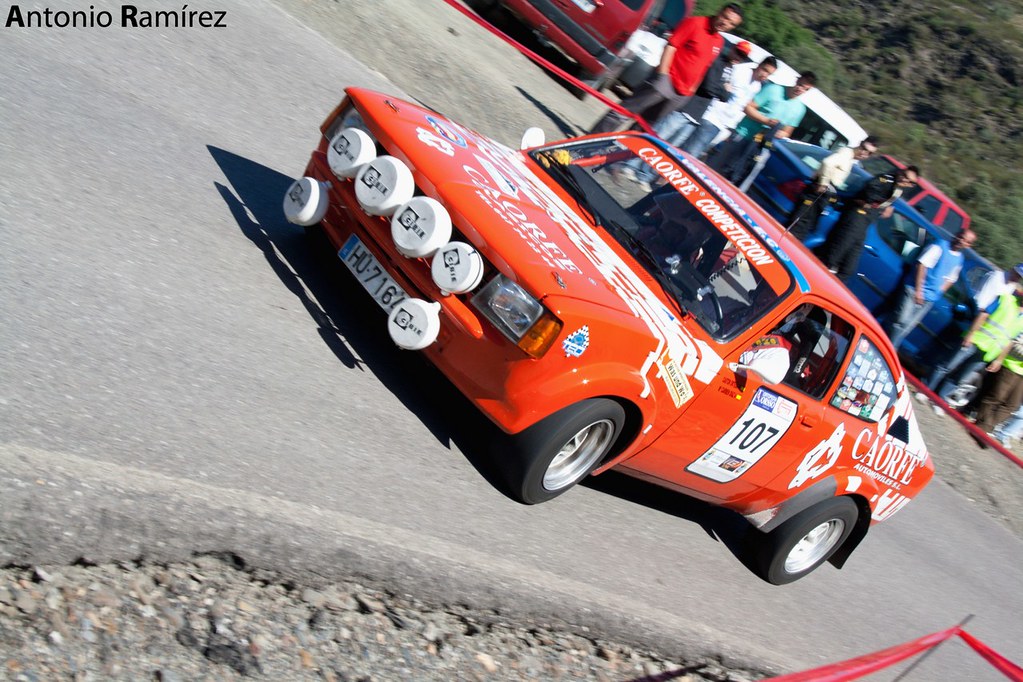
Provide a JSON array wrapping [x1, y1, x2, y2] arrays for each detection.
[[530, 137, 793, 339]]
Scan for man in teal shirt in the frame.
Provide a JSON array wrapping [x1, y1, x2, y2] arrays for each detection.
[[708, 72, 816, 183]]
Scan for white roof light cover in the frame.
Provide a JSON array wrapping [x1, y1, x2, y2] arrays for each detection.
[[391, 196, 452, 259], [354, 156, 415, 216], [431, 241, 484, 295], [327, 127, 377, 179], [387, 298, 441, 350], [282, 177, 329, 226]]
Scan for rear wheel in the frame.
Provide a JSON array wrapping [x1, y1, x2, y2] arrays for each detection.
[[752, 497, 859, 585], [500, 399, 625, 505]]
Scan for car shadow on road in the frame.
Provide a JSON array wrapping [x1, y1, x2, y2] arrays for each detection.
[[208, 146, 510, 492], [514, 87, 582, 138], [581, 471, 762, 574]]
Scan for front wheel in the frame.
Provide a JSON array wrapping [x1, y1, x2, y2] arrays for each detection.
[[500, 399, 625, 505], [752, 497, 859, 585]]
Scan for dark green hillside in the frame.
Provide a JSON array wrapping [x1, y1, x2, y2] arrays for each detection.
[[696, 0, 1023, 266]]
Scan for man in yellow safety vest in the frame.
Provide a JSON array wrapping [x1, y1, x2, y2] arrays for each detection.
[[919, 274, 1023, 410]]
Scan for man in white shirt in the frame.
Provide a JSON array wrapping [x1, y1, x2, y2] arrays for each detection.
[[885, 229, 976, 350], [787, 136, 879, 241], [974, 263, 1023, 311], [680, 56, 777, 159]]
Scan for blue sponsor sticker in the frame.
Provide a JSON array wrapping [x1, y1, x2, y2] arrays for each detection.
[[426, 115, 467, 148], [752, 387, 778, 412], [563, 325, 590, 357]]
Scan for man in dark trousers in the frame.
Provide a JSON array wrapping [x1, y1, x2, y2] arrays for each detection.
[[591, 4, 743, 133], [815, 166, 919, 282], [786, 136, 879, 241]]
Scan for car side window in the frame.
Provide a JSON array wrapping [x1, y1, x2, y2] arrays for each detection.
[[830, 335, 898, 422], [913, 195, 942, 222], [875, 212, 926, 260], [942, 211, 964, 232], [770, 305, 854, 399]]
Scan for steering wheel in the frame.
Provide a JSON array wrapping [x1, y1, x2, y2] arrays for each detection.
[[696, 284, 725, 331]]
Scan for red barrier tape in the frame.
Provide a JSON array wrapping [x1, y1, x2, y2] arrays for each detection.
[[905, 372, 1023, 470], [439, 0, 656, 134], [761, 626, 960, 682], [958, 630, 1023, 681], [760, 627, 1022, 682]]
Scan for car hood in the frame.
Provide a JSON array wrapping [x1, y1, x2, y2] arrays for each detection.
[[351, 89, 657, 317]]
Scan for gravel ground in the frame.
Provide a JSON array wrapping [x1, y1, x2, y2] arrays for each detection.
[[0, 558, 759, 681], [3, 2, 1020, 680]]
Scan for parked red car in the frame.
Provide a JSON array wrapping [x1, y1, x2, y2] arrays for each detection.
[[862, 155, 971, 233], [481, 0, 693, 80]]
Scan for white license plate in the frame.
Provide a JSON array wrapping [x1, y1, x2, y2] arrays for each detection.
[[339, 234, 408, 312]]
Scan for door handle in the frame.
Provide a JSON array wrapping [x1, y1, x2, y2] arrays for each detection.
[[799, 413, 820, 428]]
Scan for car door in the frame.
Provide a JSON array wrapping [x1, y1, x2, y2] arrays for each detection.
[[620, 301, 856, 504], [848, 207, 924, 313]]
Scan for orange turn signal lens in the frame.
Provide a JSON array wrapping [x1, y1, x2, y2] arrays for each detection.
[[517, 311, 563, 358]]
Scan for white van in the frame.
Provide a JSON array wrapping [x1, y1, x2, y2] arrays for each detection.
[[729, 35, 866, 150], [612, 31, 866, 150]]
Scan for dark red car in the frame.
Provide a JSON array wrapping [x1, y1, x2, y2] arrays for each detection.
[[483, 0, 693, 80]]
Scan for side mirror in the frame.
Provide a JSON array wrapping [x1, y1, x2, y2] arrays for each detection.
[[520, 127, 545, 150]]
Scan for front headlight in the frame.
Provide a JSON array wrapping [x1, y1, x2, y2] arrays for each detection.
[[472, 275, 562, 357], [473, 275, 542, 338]]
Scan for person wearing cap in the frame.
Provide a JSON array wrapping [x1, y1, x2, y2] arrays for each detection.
[[591, 4, 743, 133], [786, 136, 880, 241], [621, 41, 755, 189], [885, 228, 976, 350], [706, 71, 817, 184], [919, 271, 1023, 410]]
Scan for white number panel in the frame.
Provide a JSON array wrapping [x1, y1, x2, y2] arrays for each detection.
[[686, 388, 797, 483]]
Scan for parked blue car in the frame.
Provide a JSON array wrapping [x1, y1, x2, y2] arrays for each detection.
[[743, 139, 995, 384]]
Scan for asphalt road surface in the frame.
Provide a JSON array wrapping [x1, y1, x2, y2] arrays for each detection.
[[2, 0, 1021, 678]]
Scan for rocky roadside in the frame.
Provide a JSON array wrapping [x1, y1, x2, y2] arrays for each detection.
[[0, 558, 760, 682]]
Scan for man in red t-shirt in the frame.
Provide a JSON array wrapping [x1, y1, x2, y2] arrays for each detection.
[[592, 3, 743, 133]]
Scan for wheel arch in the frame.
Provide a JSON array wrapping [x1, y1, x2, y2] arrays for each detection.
[[744, 475, 876, 569]]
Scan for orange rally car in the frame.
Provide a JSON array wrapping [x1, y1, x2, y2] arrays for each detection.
[[283, 88, 934, 584]]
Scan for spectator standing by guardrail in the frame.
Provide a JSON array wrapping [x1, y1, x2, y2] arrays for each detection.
[[885, 229, 975, 350], [787, 136, 880, 241], [918, 280, 1023, 411], [991, 404, 1023, 448], [705, 72, 816, 183], [975, 333, 1023, 435], [815, 166, 918, 282], [974, 262, 1023, 311], [591, 4, 743, 134], [651, 41, 754, 150], [681, 56, 777, 159]]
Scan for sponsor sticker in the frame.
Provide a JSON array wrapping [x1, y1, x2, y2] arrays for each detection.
[[563, 326, 590, 357], [687, 387, 796, 482]]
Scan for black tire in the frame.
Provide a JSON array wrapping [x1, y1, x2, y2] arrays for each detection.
[[752, 496, 859, 585], [466, 0, 503, 22], [501, 399, 626, 505]]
